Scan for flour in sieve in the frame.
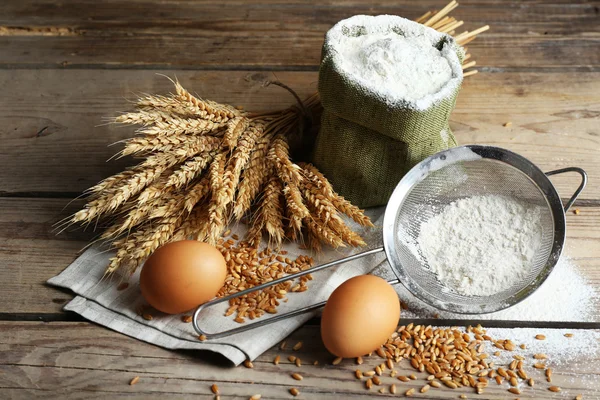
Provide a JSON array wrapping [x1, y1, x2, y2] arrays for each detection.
[[415, 195, 543, 296]]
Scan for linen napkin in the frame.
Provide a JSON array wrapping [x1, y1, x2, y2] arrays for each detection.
[[48, 209, 387, 365]]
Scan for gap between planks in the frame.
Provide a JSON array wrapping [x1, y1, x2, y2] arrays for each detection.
[[0, 64, 599, 73], [2, 313, 600, 330]]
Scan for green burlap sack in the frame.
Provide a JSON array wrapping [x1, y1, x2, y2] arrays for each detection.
[[312, 15, 464, 207]]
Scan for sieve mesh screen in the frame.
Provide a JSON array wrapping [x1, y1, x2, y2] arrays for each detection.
[[393, 158, 555, 311]]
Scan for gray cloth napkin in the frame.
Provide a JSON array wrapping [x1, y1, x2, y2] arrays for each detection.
[[48, 209, 387, 365]]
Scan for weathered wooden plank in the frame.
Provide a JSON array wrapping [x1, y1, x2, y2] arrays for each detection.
[[0, 322, 598, 399], [0, 1, 598, 69], [1, 69, 599, 198], [1, 198, 598, 318]]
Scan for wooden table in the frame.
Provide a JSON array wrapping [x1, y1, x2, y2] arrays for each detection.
[[1, 1, 599, 398]]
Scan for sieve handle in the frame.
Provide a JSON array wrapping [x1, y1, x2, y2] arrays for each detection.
[[192, 247, 386, 339], [545, 167, 588, 212]]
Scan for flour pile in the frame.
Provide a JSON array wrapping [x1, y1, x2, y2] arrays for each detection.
[[337, 32, 452, 102], [324, 14, 463, 110], [387, 254, 599, 322], [416, 195, 544, 296]]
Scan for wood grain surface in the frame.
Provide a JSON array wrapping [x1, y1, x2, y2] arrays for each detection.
[[0, 1, 598, 69], [1, 322, 597, 399], [1, 0, 599, 398]]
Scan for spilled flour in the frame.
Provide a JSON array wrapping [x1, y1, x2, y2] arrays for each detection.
[[416, 195, 544, 296], [380, 255, 599, 322]]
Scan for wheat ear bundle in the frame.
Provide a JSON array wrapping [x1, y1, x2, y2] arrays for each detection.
[[69, 81, 372, 276]]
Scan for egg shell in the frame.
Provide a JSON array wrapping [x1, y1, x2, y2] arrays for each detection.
[[140, 241, 227, 314], [321, 275, 400, 358]]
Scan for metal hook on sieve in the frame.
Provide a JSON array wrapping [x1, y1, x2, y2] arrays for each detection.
[[192, 247, 396, 339], [544, 167, 587, 212]]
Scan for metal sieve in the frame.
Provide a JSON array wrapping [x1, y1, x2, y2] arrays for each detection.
[[193, 145, 586, 338]]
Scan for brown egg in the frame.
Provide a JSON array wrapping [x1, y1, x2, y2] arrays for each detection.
[[140, 241, 227, 314], [321, 275, 400, 358]]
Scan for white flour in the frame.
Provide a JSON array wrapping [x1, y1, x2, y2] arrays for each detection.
[[417, 195, 543, 296], [325, 15, 463, 110], [337, 32, 452, 101], [390, 255, 599, 322]]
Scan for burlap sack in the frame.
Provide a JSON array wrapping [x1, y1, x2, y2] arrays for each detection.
[[313, 15, 463, 207]]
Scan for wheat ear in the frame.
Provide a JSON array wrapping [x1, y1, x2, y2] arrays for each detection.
[[166, 151, 215, 190], [205, 152, 228, 245], [132, 114, 227, 137], [183, 175, 211, 213], [220, 121, 266, 209], [304, 217, 345, 249], [174, 81, 239, 121], [223, 116, 250, 148], [72, 154, 180, 224], [109, 214, 184, 275], [247, 175, 284, 247], [172, 204, 210, 241], [304, 184, 366, 247], [268, 134, 302, 185], [301, 163, 373, 227], [232, 134, 273, 220]]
